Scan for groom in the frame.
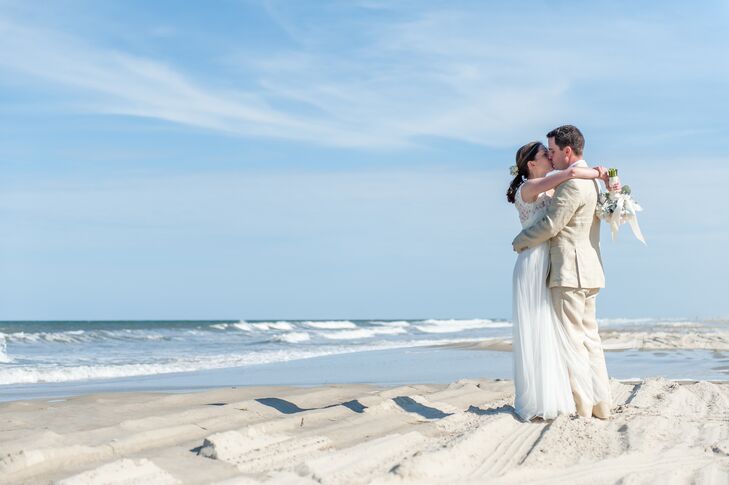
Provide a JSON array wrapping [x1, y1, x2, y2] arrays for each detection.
[[512, 124, 611, 419]]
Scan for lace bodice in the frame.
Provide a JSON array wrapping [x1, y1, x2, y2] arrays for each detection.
[[514, 185, 551, 228]]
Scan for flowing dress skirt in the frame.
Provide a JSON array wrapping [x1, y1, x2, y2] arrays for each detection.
[[512, 241, 593, 421]]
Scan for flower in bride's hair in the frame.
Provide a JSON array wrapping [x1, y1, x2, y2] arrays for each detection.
[[510, 165, 519, 177]]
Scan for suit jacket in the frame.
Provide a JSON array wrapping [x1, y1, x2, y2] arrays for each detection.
[[512, 163, 605, 289]]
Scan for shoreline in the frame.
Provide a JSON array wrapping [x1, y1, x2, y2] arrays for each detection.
[[3, 344, 729, 403], [435, 329, 729, 352]]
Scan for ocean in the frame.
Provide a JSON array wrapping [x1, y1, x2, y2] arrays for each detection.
[[1, 318, 728, 401], [0, 319, 511, 386]]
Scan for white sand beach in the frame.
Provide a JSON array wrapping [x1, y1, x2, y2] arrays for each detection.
[[2, 377, 729, 484]]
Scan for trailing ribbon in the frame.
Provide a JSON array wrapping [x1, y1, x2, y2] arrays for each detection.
[[603, 193, 646, 244]]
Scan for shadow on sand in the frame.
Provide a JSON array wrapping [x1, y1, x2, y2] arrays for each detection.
[[254, 397, 368, 414]]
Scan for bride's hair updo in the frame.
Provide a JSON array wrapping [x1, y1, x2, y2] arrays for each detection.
[[506, 141, 545, 203]]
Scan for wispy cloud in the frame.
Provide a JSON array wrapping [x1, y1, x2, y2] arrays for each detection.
[[0, 2, 727, 148], [0, 19, 384, 144]]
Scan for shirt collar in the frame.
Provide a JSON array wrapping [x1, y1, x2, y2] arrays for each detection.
[[570, 159, 588, 168]]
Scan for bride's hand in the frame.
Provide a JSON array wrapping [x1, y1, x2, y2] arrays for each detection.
[[595, 166, 609, 183]]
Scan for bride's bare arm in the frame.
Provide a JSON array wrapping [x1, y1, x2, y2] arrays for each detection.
[[520, 167, 605, 202]]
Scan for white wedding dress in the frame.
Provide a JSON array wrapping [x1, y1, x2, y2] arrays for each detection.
[[512, 186, 594, 421]]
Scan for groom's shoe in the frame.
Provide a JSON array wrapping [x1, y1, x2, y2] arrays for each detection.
[[592, 402, 611, 420]]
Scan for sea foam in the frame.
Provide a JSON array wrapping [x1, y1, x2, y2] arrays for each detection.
[[303, 321, 358, 329], [0, 334, 11, 363], [272, 332, 311, 343], [0, 340, 455, 385], [415, 319, 511, 333], [252, 322, 295, 331]]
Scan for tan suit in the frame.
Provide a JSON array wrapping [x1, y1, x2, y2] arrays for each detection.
[[512, 161, 611, 418]]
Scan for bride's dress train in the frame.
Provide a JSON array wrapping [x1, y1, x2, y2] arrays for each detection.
[[512, 186, 596, 421]]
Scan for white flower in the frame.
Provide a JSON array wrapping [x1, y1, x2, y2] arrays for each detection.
[[509, 165, 519, 177], [596, 191, 642, 221]]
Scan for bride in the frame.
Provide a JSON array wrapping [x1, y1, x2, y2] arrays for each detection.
[[506, 141, 609, 421]]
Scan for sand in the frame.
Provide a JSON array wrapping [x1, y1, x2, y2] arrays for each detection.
[[442, 329, 729, 352], [2, 378, 729, 484]]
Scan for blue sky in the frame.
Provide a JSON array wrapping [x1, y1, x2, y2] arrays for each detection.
[[0, 0, 727, 320]]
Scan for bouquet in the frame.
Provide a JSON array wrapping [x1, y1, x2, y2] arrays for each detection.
[[596, 169, 646, 244]]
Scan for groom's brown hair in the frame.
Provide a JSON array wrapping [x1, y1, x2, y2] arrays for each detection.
[[546, 125, 584, 156]]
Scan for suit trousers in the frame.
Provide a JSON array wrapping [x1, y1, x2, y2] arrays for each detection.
[[550, 287, 611, 419]]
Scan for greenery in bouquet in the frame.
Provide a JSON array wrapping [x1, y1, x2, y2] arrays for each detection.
[[596, 185, 640, 221]]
